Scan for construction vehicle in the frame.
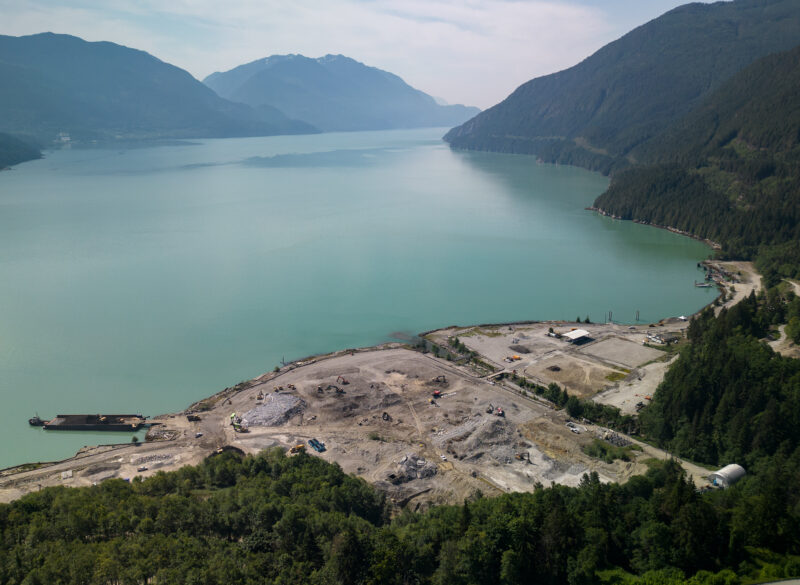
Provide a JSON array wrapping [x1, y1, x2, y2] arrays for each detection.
[[289, 444, 305, 454], [325, 384, 345, 394], [515, 452, 530, 462], [429, 397, 436, 405], [232, 423, 249, 433], [432, 390, 442, 399], [186, 414, 201, 422], [287, 384, 296, 390], [382, 412, 392, 421], [308, 438, 326, 452], [432, 375, 447, 384], [495, 407, 505, 417], [336, 375, 350, 385], [486, 404, 494, 414]]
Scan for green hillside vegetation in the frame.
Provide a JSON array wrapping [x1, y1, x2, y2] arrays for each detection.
[[2, 445, 799, 584], [0, 132, 40, 168], [444, 0, 800, 174], [594, 44, 800, 285], [640, 290, 800, 467], [204, 54, 480, 132], [0, 33, 316, 144]]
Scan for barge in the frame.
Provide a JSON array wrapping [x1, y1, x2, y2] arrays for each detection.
[[38, 414, 147, 431]]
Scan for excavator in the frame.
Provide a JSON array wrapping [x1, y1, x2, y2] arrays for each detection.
[[336, 375, 350, 385]]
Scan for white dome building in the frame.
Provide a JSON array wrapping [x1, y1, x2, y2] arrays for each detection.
[[708, 464, 746, 488]]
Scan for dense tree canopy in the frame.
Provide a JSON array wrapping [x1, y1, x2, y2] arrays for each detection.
[[595, 44, 800, 285]]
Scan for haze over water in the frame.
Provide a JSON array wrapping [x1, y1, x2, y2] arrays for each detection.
[[0, 128, 714, 468]]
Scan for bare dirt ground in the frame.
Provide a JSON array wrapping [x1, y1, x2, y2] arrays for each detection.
[[712, 260, 762, 314], [1, 314, 720, 507], [593, 357, 677, 415], [769, 324, 800, 359]]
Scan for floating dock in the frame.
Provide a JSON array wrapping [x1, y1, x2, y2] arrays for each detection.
[[42, 414, 147, 431]]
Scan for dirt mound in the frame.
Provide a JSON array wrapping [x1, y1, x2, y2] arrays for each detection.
[[243, 395, 305, 426]]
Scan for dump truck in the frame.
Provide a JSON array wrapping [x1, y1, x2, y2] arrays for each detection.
[[289, 444, 305, 454]]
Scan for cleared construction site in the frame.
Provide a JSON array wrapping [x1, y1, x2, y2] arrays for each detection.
[[0, 314, 715, 508]]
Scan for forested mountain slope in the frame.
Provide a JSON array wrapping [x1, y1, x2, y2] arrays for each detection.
[[205, 54, 480, 132], [0, 132, 40, 168], [641, 291, 800, 466], [594, 44, 800, 285], [444, 0, 800, 174], [0, 33, 314, 143]]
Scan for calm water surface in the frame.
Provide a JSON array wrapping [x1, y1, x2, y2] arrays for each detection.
[[0, 128, 714, 467]]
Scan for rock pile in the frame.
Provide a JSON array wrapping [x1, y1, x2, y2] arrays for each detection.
[[243, 394, 305, 427], [388, 454, 437, 484]]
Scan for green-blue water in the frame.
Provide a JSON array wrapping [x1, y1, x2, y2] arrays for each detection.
[[0, 128, 713, 468]]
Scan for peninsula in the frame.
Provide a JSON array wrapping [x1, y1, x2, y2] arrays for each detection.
[[0, 261, 758, 505]]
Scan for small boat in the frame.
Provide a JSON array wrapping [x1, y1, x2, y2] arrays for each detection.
[[28, 415, 45, 426]]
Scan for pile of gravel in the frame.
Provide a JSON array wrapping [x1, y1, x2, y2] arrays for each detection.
[[458, 418, 518, 464], [243, 394, 305, 427]]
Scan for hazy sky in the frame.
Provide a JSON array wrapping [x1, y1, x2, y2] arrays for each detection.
[[0, 0, 716, 109]]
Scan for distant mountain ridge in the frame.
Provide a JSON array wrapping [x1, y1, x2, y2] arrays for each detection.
[[444, 0, 800, 174], [204, 54, 480, 132], [0, 33, 316, 144]]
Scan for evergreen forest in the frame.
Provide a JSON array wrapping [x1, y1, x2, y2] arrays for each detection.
[[594, 45, 800, 286]]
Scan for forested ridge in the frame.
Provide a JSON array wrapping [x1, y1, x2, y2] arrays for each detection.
[[445, 0, 800, 282], [444, 0, 800, 173], [594, 44, 800, 285]]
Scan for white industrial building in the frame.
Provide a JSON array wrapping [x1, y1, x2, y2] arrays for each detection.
[[708, 464, 746, 488], [562, 329, 590, 343]]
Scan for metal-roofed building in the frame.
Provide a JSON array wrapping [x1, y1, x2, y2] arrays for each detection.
[[563, 329, 590, 343], [709, 464, 746, 488]]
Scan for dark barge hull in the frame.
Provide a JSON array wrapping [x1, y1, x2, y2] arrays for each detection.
[[43, 414, 146, 431]]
